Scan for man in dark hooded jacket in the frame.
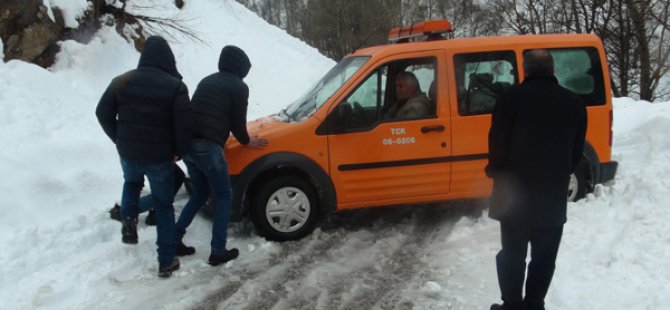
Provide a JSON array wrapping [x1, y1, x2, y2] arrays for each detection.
[[487, 49, 587, 310], [96, 36, 191, 278], [175, 45, 268, 266]]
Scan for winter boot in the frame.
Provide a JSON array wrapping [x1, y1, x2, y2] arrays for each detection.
[[109, 203, 121, 222], [208, 248, 239, 266], [175, 241, 195, 256], [490, 302, 526, 310], [121, 219, 138, 244], [158, 258, 180, 278], [145, 210, 156, 226]]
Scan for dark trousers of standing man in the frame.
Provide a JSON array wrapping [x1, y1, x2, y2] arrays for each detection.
[[120, 158, 177, 266], [176, 139, 232, 255], [496, 221, 564, 310]]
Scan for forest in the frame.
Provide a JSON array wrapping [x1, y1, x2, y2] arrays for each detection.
[[236, 0, 670, 101]]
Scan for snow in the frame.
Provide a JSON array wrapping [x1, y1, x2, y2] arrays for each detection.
[[0, 37, 4, 61], [44, 0, 90, 29], [42, 0, 56, 23], [1, 0, 669, 309]]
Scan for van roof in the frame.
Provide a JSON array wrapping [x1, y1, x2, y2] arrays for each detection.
[[351, 33, 603, 59]]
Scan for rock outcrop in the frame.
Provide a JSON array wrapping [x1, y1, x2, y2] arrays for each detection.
[[0, 0, 65, 67], [0, 0, 188, 67]]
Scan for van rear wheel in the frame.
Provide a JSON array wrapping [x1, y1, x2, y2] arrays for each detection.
[[568, 167, 587, 202], [251, 176, 319, 241]]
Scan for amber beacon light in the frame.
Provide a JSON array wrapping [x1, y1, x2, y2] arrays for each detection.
[[388, 19, 454, 43]]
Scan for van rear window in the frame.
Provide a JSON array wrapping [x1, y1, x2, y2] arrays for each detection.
[[527, 47, 606, 106]]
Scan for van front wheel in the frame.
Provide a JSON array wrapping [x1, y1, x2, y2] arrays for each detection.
[[251, 176, 319, 241]]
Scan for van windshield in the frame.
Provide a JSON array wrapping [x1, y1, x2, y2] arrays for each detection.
[[278, 56, 370, 122]]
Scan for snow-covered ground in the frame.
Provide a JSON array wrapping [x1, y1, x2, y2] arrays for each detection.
[[1, 0, 669, 309]]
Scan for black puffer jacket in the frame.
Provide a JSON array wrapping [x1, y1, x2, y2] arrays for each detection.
[[96, 36, 192, 163], [486, 74, 587, 226], [190, 45, 251, 146]]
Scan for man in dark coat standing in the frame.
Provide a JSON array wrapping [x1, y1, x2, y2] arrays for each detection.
[[96, 36, 192, 278], [487, 49, 587, 310], [175, 45, 268, 266]]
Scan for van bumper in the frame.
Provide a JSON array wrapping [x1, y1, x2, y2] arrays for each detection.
[[599, 161, 618, 184]]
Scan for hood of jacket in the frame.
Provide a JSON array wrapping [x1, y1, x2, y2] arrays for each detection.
[[218, 45, 251, 78], [138, 36, 182, 79]]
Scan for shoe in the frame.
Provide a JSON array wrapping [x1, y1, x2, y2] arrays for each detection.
[[158, 258, 180, 278], [109, 203, 121, 222], [176, 241, 195, 256], [525, 301, 544, 310], [490, 303, 525, 310], [145, 210, 156, 226], [121, 219, 138, 244], [208, 248, 239, 266]]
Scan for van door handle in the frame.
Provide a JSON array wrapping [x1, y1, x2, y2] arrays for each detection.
[[421, 125, 445, 133]]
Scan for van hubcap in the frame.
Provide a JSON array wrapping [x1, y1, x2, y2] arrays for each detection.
[[567, 173, 578, 202], [266, 186, 311, 233]]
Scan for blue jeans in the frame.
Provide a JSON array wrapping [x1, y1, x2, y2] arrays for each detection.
[[176, 139, 232, 255], [120, 158, 176, 265], [137, 195, 154, 214], [135, 164, 186, 213]]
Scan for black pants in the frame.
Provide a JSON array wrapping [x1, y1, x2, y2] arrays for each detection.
[[496, 221, 564, 310]]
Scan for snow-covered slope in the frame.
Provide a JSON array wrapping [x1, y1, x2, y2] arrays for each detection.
[[1, 0, 669, 309], [0, 0, 332, 308]]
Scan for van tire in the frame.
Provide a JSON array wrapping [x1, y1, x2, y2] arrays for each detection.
[[568, 167, 588, 202], [251, 176, 319, 241]]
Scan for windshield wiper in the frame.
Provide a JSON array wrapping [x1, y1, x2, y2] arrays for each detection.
[[278, 107, 293, 122]]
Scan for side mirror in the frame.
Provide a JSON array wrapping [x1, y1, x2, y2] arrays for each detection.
[[315, 102, 353, 135]]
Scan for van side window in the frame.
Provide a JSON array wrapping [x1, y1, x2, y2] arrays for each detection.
[[454, 51, 518, 116], [318, 57, 436, 135], [338, 67, 387, 130], [537, 47, 606, 106], [381, 61, 436, 121]]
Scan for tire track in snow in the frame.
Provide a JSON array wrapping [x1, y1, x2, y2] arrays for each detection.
[[335, 207, 457, 310], [375, 202, 485, 309], [234, 230, 349, 310], [195, 201, 483, 310], [193, 230, 346, 310], [276, 203, 481, 309], [194, 207, 407, 309]]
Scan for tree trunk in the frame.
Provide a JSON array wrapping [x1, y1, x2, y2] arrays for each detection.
[[626, 0, 653, 100]]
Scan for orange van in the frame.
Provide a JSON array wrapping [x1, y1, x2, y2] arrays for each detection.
[[222, 20, 618, 241]]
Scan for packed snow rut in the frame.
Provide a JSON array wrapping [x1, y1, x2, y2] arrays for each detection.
[[194, 201, 485, 310]]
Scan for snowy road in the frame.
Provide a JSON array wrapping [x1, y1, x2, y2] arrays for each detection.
[[192, 201, 486, 310]]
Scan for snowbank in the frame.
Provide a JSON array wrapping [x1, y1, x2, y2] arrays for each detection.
[[0, 0, 333, 236], [55, 0, 90, 29], [45, 0, 90, 29]]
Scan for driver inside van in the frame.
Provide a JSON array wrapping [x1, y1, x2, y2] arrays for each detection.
[[383, 71, 431, 120]]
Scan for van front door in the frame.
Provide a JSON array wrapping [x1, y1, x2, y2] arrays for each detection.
[[322, 54, 452, 208]]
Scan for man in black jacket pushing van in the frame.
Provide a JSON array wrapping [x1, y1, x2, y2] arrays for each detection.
[[487, 49, 587, 310], [96, 36, 191, 278], [175, 45, 268, 266]]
